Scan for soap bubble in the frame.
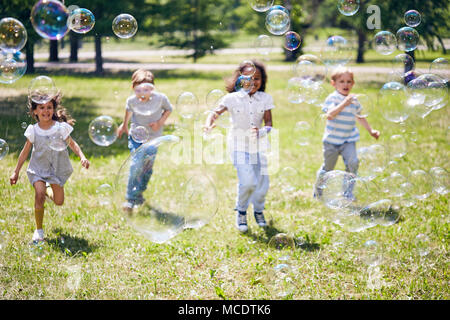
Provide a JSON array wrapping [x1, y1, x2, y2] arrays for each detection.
[[354, 93, 373, 118], [96, 183, 112, 206], [28, 76, 58, 104], [182, 173, 218, 229], [67, 8, 95, 34], [88, 115, 118, 147], [293, 54, 327, 83], [134, 82, 155, 105], [249, 0, 274, 12], [130, 124, 150, 144], [206, 89, 225, 109], [286, 77, 304, 104], [31, 0, 69, 40], [379, 81, 410, 123], [265, 7, 290, 36], [112, 14, 138, 39], [48, 122, 69, 152], [254, 34, 273, 56], [388, 134, 408, 159], [0, 51, 26, 84], [317, 170, 356, 210], [406, 78, 427, 108], [115, 136, 186, 243], [396, 27, 419, 52], [361, 240, 383, 267], [21, 122, 28, 129], [176, 91, 199, 120], [362, 199, 399, 227], [284, 31, 301, 51], [234, 75, 254, 95], [415, 74, 447, 108], [357, 144, 387, 181], [429, 58, 449, 82], [429, 167, 449, 195], [373, 31, 397, 56], [384, 171, 409, 198], [321, 35, 354, 66], [392, 53, 415, 77], [414, 233, 430, 257], [268, 233, 296, 250], [337, 0, 360, 16], [293, 121, 312, 146], [404, 10, 421, 28], [0, 139, 9, 160], [408, 169, 433, 200], [240, 60, 256, 77], [0, 17, 27, 54]]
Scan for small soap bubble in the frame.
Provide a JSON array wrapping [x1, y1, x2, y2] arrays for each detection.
[[337, 0, 360, 16], [0, 139, 9, 160], [88, 115, 118, 147], [284, 31, 301, 51], [373, 31, 397, 56], [404, 10, 421, 28], [396, 27, 419, 52], [265, 7, 290, 36], [112, 14, 138, 39], [67, 8, 95, 34], [254, 34, 273, 56], [249, 0, 274, 12], [0, 17, 28, 54], [268, 233, 296, 250], [31, 0, 69, 40]]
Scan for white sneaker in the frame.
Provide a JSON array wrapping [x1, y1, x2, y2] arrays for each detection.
[[236, 212, 248, 233], [32, 229, 44, 242], [254, 212, 267, 227]]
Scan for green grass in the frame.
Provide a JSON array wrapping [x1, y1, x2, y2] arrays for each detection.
[[0, 68, 448, 299]]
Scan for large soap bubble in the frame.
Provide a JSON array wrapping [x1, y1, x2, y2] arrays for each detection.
[[0, 51, 26, 84], [293, 121, 313, 146], [415, 74, 447, 108], [206, 89, 225, 109], [31, 0, 69, 40], [67, 8, 95, 34], [48, 122, 69, 152], [404, 10, 421, 28], [388, 134, 408, 159], [378, 81, 410, 123], [293, 54, 327, 83], [429, 58, 449, 82], [254, 34, 273, 56], [265, 7, 290, 36], [249, 0, 274, 12], [0, 139, 9, 160], [408, 169, 433, 200], [392, 53, 415, 77], [429, 167, 449, 195], [396, 27, 419, 52], [28, 75, 58, 104], [357, 144, 387, 181], [268, 233, 296, 250], [373, 31, 397, 56], [130, 124, 150, 144], [361, 240, 384, 267], [284, 31, 301, 51], [112, 14, 138, 39], [337, 0, 360, 16], [176, 91, 200, 120], [317, 170, 357, 210], [115, 135, 189, 243], [320, 35, 354, 67], [0, 17, 27, 54], [88, 115, 118, 147]]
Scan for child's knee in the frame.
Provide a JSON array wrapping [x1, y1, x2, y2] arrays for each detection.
[[54, 198, 64, 206], [240, 182, 257, 193]]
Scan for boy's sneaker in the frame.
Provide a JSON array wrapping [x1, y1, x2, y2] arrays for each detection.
[[122, 201, 134, 214], [32, 229, 45, 242], [254, 211, 267, 228], [236, 212, 248, 233], [45, 183, 54, 203]]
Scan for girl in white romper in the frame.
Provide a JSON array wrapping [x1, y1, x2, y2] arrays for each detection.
[[10, 93, 90, 243], [204, 60, 274, 233]]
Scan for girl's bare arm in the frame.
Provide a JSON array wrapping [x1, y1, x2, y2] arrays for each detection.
[[10, 140, 32, 185]]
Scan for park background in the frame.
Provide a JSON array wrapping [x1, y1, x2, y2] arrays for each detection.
[[0, 0, 449, 299]]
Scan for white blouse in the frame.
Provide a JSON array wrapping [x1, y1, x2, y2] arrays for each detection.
[[25, 122, 73, 144]]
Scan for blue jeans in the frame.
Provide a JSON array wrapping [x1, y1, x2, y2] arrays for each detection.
[[232, 152, 270, 213], [126, 136, 158, 205], [314, 142, 359, 199]]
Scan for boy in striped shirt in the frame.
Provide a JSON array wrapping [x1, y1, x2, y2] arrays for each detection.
[[314, 67, 380, 199]]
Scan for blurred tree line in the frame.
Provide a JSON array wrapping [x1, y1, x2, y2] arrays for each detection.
[[0, 0, 448, 75]]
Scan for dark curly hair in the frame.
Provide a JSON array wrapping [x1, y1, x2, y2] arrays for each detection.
[[225, 60, 268, 93], [28, 91, 75, 126]]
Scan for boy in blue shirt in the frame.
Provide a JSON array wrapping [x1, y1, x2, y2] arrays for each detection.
[[314, 67, 380, 199]]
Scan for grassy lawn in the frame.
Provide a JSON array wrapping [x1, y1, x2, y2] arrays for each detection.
[[0, 66, 448, 299]]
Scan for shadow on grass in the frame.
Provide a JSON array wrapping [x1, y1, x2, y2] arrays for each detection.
[[46, 228, 99, 258]]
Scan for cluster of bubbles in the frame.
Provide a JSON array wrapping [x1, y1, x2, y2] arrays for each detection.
[[0, 17, 27, 84]]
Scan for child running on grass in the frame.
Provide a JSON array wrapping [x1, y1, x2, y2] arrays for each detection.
[[10, 92, 90, 243], [204, 60, 274, 233]]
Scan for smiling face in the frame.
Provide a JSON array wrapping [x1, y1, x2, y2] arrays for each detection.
[[249, 69, 262, 95], [331, 72, 354, 96], [34, 101, 55, 123]]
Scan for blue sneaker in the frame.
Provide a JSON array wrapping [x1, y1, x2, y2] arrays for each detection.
[[236, 212, 248, 233]]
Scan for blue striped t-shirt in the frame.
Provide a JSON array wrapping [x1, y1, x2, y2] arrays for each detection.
[[322, 91, 363, 145]]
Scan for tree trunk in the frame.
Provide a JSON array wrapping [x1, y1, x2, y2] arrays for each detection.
[[49, 40, 58, 62], [356, 30, 366, 63], [70, 32, 79, 62], [95, 33, 103, 74], [25, 41, 35, 74], [436, 34, 447, 54]]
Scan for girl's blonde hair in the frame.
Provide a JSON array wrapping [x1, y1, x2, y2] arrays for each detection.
[[330, 66, 355, 82], [28, 91, 75, 126], [131, 69, 155, 88]]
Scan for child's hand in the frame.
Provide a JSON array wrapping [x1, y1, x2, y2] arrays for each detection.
[[9, 172, 19, 185], [117, 123, 128, 138], [202, 123, 216, 134], [343, 94, 357, 107], [370, 129, 380, 140], [81, 158, 90, 169], [149, 121, 162, 132]]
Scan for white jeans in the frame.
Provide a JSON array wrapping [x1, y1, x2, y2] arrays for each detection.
[[233, 152, 270, 212]]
